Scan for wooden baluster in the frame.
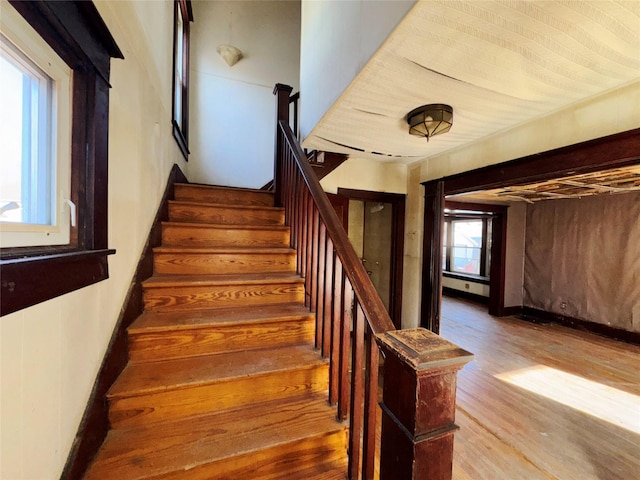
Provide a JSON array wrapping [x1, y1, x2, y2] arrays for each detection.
[[304, 197, 313, 308], [329, 258, 343, 405], [377, 329, 473, 480], [363, 327, 380, 480], [349, 302, 365, 479], [316, 223, 327, 349], [338, 280, 353, 421], [299, 186, 308, 277], [312, 208, 320, 314], [322, 237, 334, 358]]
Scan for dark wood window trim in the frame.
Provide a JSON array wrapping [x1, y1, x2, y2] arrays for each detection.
[[0, 1, 123, 316], [443, 215, 491, 278], [171, 0, 193, 160]]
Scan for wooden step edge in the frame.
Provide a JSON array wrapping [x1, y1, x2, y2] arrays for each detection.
[[106, 355, 327, 400], [152, 246, 295, 254], [175, 183, 274, 196], [169, 199, 284, 211], [128, 305, 314, 334], [142, 272, 304, 288], [161, 221, 289, 232], [87, 396, 346, 480]]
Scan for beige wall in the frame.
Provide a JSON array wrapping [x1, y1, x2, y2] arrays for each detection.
[[321, 157, 407, 195], [189, 0, 300, 189], [402, 83, 640, 328], [0, 1, 186, 478]]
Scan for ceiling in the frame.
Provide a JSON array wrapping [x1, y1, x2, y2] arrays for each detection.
[[303, 1, 640, 164], [447, 164, 640, 203]]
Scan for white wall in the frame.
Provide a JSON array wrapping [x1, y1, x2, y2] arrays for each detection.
[[189, 0, 300, 189], [299, 0, 415, 141], [402, 83, 640, 328], [1, 1, 186, 477]]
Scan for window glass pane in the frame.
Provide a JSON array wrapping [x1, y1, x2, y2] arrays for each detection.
[[452, 220, 482, 275], [0, 35, 53, 226]]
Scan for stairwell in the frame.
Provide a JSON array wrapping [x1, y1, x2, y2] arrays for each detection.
[[84, 183, 349, 479]]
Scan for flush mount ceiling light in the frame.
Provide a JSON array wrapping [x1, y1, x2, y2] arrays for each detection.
[[407, 104, 453, 141]]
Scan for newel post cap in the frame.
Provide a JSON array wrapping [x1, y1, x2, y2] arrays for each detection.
[[376, 328, 473, 372]]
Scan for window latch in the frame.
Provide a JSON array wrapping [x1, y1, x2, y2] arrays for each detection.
[[65, 199, 77, 227]]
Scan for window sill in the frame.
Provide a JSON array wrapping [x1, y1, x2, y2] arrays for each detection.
[[0, 248, 116, 316], [443, 271, 490, 285]]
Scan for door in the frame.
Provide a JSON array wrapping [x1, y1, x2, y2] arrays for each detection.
[[338, 188, 405, 329]]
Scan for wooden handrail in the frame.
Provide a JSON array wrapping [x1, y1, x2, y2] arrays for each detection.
[[273, 84, 472, 480], [278, 121, 395, 336]]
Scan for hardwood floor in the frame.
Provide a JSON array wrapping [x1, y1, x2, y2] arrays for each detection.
[[440, 297, 640, 480]]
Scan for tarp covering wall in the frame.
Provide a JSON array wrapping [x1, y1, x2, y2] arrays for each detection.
[[524, 191, 640, 333]]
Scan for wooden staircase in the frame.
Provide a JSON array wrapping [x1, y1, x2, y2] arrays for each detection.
[[84, 184, 348, 479]]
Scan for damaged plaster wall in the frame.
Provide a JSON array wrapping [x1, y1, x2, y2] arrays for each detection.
[[523, 191, 640, 333]]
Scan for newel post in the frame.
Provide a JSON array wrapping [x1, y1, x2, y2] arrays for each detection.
[[273, 83, 293, 207], [377, 328, 473, 480]]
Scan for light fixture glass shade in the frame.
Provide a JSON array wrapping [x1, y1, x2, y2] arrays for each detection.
[[407, 104, 453, 141]]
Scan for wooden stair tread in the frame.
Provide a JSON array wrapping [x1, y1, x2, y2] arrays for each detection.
[[153, 246, 294, 254], [143, 272, 303, 288], [169, 199, 283, 212], [129, 303, 313, 332], [175, 182, 271, 196], [86, 395, 346, 480], [161, 221, 289, 232], [108, 344, 325, 398]]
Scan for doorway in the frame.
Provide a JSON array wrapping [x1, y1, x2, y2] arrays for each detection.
[[337, 188, 405, 329]]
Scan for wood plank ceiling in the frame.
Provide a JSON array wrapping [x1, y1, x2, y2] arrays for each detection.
[[302, 1, 640, 163]]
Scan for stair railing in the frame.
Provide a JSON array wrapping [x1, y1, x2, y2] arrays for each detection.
[[273, 84, 473, 480]]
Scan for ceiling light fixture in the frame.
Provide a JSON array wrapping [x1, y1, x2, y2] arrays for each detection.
[[407, 104, 453, 141]]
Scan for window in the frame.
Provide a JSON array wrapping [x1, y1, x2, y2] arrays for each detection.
[[0, 8, 72, 248], [172, 0, 193, 160], [443, 216, 491, 278], [0, 0, 123, 316]]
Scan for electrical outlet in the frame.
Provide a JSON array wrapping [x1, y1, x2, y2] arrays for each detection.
[[560, 302, 567, 310]]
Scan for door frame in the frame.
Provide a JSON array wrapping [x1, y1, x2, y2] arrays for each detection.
[[420, 128, 640, 333], [337, 188, 406, 329]]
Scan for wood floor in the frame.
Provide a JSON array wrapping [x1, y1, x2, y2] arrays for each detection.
[[440, 297, 640, 480]]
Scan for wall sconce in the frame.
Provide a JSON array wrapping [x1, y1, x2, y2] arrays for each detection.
[[407, 104, 453, 141], [217, 44, 243, 67]]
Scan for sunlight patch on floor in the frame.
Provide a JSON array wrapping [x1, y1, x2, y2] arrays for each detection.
[[495, 365, 640, 435]]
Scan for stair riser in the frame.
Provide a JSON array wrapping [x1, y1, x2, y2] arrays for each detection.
[[162, 224, 290, 248], [153, 252, 296, 275], [169, 203, 284, 226], [154, 431, 348, 480], [108, 364, 329, 428], [143, 283, 305, 311], [128, 319, 315, 362], [174, 184, 274, 207]]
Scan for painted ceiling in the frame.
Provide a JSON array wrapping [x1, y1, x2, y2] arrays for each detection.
[[303, 0, 640, 164]]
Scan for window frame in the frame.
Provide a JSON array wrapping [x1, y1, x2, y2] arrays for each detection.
[[442, 215, 491, 281], [0, 13, 73, 247], [171, 0, 193, 160], [0, 0, 123, 316]]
